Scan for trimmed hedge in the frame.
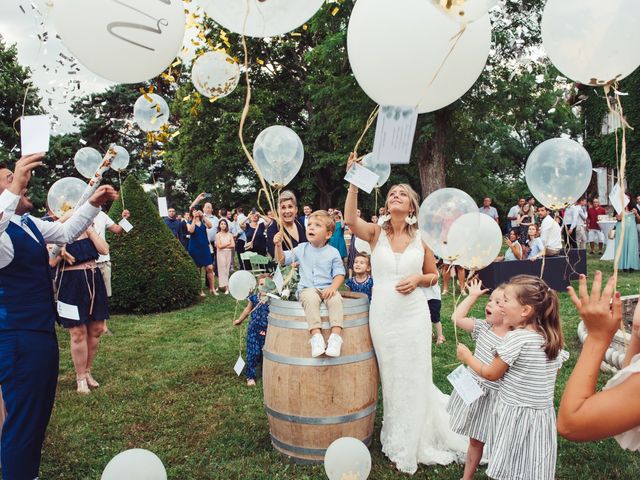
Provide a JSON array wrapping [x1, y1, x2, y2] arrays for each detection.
[[108, 176, 200, 314]]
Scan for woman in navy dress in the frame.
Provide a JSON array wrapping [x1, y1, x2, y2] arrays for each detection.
[[187, 208, 217, 296], [52, 226, 110, 394]]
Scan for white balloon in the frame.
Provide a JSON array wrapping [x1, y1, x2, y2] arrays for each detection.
[[204, 0, 325, 38], [110, 145, 130, 172], [134, 94, 170, 132], [354, 237, 372, 255], [542, 0, 640, 86], [446, 212, 502, 270], [525, 138, 593, 211], [101, 449, 166, 480], [347, 0, 491, 114], [229, 271, 257, 300], [361, 153, 390, 188], [74, 147, 103, 179], [419, 188, 478, 260], [52, 0, 185, 84], [324, 437, 371, 480], [47, 177, 87, 218], [433, 0, 498, 24], [253, 125, 304, 187], [191, 51, 241, 99]]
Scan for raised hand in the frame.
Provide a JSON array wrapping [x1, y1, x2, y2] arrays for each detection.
[[346, 152, 358, 173], [8, 153, 45, 196], [88, 185, 119, 208], [467, 278, 489, 298]]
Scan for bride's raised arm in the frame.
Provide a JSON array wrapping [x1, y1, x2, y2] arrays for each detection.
[[344, 152, 380, 244]]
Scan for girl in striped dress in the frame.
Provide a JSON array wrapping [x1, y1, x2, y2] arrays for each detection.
[[457, 275, 569, 480], [447, 280, 509, 480]]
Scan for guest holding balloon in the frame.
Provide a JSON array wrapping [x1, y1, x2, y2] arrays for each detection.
[[266, 190, 307, 257], [215, 219, 234, 295], [51, 224, 111, 394], [614, 198, 640, 272], [187, 208, 217, 296], [233, 273, 272, 386]]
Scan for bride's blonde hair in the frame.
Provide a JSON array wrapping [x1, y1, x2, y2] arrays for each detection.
[[382, 183, 420, 237]]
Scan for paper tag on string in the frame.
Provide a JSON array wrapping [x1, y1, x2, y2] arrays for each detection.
[[273, 265, 285, 293], [609, 183, 629, 215], [119, 218, 133, 232], [20, 115, 50, 155], [372, 106, 418, 165], [233, 355, 246, 376], [57, 300, 80, 320], [447, 365, 484, 406], [157, 197, 169, 217], [344, 163, 380, 194]]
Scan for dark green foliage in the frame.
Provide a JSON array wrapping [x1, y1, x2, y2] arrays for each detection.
[[107, 175, 200, 314]]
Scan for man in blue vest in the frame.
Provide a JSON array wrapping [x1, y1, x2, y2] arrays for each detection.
[[0, 153, 118, 480]]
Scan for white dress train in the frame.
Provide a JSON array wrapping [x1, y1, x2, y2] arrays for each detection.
[[370, 230, 467, 474]]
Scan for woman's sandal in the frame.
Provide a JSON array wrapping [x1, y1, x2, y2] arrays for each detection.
[[77, 376, 90, 394]]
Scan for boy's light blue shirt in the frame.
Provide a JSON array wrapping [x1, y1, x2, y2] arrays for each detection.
[[283, 242, 345, 292]]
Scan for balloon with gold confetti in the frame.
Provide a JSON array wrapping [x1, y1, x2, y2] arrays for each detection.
[[47, 177, 87, 218], [110, 145, 130, 172], [253, 125, 304, 188], [191, 51, 241, 99], [133, 94, 170, 132], [446, 212, 502, 270], [433, 0, 498, 24], [324, 437, 371, 480], [74, 147, 103, 179]]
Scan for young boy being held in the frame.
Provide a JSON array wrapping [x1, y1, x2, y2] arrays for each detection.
[[274, 210, 346, 358]]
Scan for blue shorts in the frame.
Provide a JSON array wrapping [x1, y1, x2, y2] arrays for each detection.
[[428, 299, 441, 324]]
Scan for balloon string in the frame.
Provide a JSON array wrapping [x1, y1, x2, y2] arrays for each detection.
[[12, 83, 32, 136], [118, 171, 126, 211], [352, 105, 380, 157]]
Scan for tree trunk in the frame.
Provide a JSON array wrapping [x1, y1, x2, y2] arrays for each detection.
[[417, 109, 450, 198]]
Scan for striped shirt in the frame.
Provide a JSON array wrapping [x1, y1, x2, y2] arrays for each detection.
[[496, 328, 569, 409], [470, 319, 503, 391]]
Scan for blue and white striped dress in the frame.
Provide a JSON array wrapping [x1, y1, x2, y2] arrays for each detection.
[[447, 319, 503, 445], [487, 328, 569, 480]]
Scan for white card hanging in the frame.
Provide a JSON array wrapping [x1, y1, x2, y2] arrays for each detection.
[[447, 365, 484, 406], [372, 106, 418, 165], [157, 197, 169, 217], [344, 163, 380, 194], [233, 355, 246, 376], [119, 218, 133, 232]]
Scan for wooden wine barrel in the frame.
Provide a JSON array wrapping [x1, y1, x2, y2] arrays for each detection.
[[263, 292, 378, 463]]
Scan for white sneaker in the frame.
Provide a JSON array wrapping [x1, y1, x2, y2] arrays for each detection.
[[325, 334, 343, 357], [310, 333, 326, 357]]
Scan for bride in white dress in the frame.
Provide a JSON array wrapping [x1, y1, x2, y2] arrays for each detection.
[[345, 156, 467, 474]]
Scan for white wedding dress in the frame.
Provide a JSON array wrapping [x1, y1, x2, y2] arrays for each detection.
[[370, 230, 467, 474]]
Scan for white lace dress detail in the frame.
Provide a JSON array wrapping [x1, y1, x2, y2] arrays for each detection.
[[370, 230, 467, 474]]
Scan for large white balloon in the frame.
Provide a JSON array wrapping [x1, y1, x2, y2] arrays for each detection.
[[324, 437, 372, 480], [229, 271, 257, 300], [446, 212, 502, 270], [253, 126, 304, 187], [101, 449, 166, 480], [47, 177, 87, 218], [362, 153, 390, 188], [134, 94, 170, 132], [74, 147, 103, 179], [347, 0, 491, 113], [433, 0, 498, 24], [191, 51, 241, 99], [353, 237, 372, 255], [204, 0, 325, 38], [419, 188, 478, 260], [110, 145, 130, 172], [52, 0, 185, 84], [542, 0, 640, 86], [525, 138, 593, 211]]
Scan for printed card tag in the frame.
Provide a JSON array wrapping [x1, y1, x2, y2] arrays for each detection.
[[20, 115, 50, 155], [157, 197, 169, 217], [273, 265, 285, 293], [372, 106, 418, 165], [447, 365, 484, 406], [119, 218, 133, 232], [57, 300, 80, 320], [344, 163, 380, 194], [233, 355, 246, 376]]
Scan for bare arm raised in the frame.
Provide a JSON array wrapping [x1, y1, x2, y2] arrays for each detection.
[[344, 152, 380, 245]]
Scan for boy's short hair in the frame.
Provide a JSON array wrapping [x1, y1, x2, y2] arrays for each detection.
[[308, 210, 335, 235], [354, 251, 370, 264]]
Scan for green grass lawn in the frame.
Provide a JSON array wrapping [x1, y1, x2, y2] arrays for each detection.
[[42, 258, 640, 479]]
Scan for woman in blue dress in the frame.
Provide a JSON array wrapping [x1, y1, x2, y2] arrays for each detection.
[[52, 226, 110, 394], [329, 210, 348, 260], [187, 208, 217, 296], [615, 201, 640, 272]]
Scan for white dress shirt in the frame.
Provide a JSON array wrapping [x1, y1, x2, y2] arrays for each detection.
[[0, 189, 101, 269], [564, 205, 587, 229], [93, 211, 115, 263], [539, 215, 563, 250]]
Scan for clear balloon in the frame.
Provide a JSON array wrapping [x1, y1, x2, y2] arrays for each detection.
[[134, 94, 170, 132], [101, 449, 166, 480], [109, 145, 130, 172], [446, 212, 502, 270], [47, 177, 87, 218], [229, 271, 257, 300], [525, 138, 593, 210], [354, 237, 372, 255], [324, 437, 372, 480], [362, 153, 390, 188], [52, 0, 185, 84], [205, 0, 325, 38], [74, 147, 103, 179], [253, 126, 304, 187], [191, 51, 241, 99], [347, 0, 491, 114], [419, 188, 478, 260], [433, 0, 498, 24], [542, 0, 640, 85]]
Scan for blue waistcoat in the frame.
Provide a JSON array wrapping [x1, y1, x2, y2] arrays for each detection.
[[0, 218, 57, 332]]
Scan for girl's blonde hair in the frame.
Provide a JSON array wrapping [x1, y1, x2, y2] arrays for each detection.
[[382, 183, 420, 236], [508, 275, 564, 360]]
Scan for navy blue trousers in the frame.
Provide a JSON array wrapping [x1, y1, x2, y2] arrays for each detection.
[[0, 331, 58, 480]]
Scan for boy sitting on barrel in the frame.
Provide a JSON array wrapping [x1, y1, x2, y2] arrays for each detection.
[[274, 210, 345, 358]]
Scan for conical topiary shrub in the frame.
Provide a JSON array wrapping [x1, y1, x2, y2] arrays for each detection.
[[108, 175, 200, 314]]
